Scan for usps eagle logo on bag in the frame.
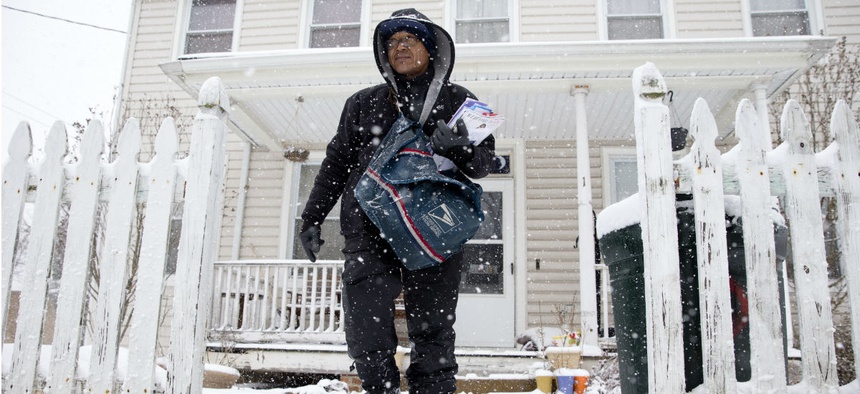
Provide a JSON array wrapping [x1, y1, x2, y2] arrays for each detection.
[[422, 203, 461, 236]]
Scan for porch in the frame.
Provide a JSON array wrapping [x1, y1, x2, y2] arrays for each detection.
[[163, 36, 835, 356]]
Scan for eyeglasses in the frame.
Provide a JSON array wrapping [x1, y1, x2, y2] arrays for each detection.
[[386, 35, 420, 50]]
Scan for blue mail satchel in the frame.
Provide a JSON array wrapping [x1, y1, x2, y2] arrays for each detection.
[[354, 115, 484, 270]]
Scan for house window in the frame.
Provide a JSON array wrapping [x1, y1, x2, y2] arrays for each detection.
[[309, 0, 362, 48], [455, 0, 511, 43], [606, 0, 664, 40], [184, 0, 237, 55], [750, 0, 810, 36], [607, 155, 638, 204], [291, 164, 343, 260], [460, 191, 504, 294]]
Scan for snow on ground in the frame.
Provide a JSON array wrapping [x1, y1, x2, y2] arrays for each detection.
[[687, 379, 859, 394], [204, 377, 860, 394], [4, 343, 857, 393], [203, 379, 349, 393], [2, 344, 167, 389]]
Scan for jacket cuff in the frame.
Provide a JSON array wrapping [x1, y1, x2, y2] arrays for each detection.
[[301, 220, 321, 233], [445, 144, 475, 167]]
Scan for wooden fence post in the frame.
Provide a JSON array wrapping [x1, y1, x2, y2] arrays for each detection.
[[167, 76, 229, 394], [1, 123, 32, 340], [731, 99, 786, 392], [87, 118, 143, 393], [827, 100, 860, 382], [124, 118, 179, 392], [46, 120, 105, 393], [685, 98, 737, 392], [770, 100, 837, 392], [631, 62, 686, 393], [5, 122, 68, 394]]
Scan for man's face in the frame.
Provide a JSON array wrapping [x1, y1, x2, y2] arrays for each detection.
[[386, 31, 430, 79]]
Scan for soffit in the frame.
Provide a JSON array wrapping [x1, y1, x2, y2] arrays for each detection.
[[160, 37, 835, 151]]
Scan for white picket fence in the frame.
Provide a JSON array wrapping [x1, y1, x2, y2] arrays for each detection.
[[1, 76, 230, 393], [629, 62, 859, 393]]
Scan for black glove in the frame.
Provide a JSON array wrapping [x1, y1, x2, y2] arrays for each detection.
[[299, 223, 325, 262], [431, 119, 473, 160]]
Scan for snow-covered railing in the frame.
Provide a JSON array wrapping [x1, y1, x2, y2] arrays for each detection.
[[624, 62, 858, 393], [2, 76, 230, 394], [208, 260, 345, 344]]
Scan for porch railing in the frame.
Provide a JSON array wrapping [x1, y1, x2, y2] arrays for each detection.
[[625, 62, 858, 393], [211, 259, 617, 347], [209, 260, 345, 344], [595, 263, 613, 341]]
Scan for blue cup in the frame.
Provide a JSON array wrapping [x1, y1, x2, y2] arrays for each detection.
[[555, 374, 575, 394]]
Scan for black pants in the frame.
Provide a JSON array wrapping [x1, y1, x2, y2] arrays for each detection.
[[341, 236, 462, 394]]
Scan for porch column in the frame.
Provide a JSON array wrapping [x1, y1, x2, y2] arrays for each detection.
[[751, 83, 773, 151], [573, 85, 598, 349], [231, 141, 252, 260]]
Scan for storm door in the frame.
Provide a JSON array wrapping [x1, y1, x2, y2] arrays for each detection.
[[454, 178, 515, 347]]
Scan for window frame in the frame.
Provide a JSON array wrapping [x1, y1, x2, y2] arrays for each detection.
[[742, 0, 820, 37], [448, 0, 519, 44], [601, 147, 639, 207], [460, 188, 507, 295], [300, 0, 370, 49], [175, 0, 243, 58], [282, 152, 344, 261], [599, 0, 671, 40]]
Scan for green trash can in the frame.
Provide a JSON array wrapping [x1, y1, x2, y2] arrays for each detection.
[[598, 195, 788, 393]]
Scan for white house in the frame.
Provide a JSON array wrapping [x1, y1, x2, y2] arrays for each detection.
[[115, 0, 858, 378]]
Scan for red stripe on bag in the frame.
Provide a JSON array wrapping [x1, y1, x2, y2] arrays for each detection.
[[398, 148, 432, 157], [366, 168, 445, 263]]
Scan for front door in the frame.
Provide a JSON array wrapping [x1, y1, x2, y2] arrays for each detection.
[[454, 178, 515, 347]]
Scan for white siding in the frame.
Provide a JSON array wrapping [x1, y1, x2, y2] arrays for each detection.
[[524, 140, 597, 327], [675, 0, 745, 38], [371, 0, 443, 37], [233, 151, 287, 259], [523, 140, 636, 328], [217, 133, 248, 260], [520, 0, 598, 41], [126, 1, 182, 93], [239, 0, 300, 51], [823, 0, 860, 44], [121, 1, 198, 160]]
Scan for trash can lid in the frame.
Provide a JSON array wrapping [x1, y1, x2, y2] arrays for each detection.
[[596, 193, 641, 239], [596, 194, 786, 240]]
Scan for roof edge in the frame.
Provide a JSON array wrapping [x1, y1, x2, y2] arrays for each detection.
[[161, 36, 837, 76]]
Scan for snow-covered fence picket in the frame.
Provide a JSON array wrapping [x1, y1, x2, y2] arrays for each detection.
[[630, 62, 858, 393], [630, 63, 687, 394], [1, 76, 230, 393]]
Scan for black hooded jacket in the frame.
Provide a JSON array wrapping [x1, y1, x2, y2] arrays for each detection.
[[301, 9, 496, 249]]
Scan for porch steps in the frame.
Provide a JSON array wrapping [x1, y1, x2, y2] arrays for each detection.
[[456, 374, 537, 393], [208, 342, 610, 392], [336, 372, 540, 393]]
